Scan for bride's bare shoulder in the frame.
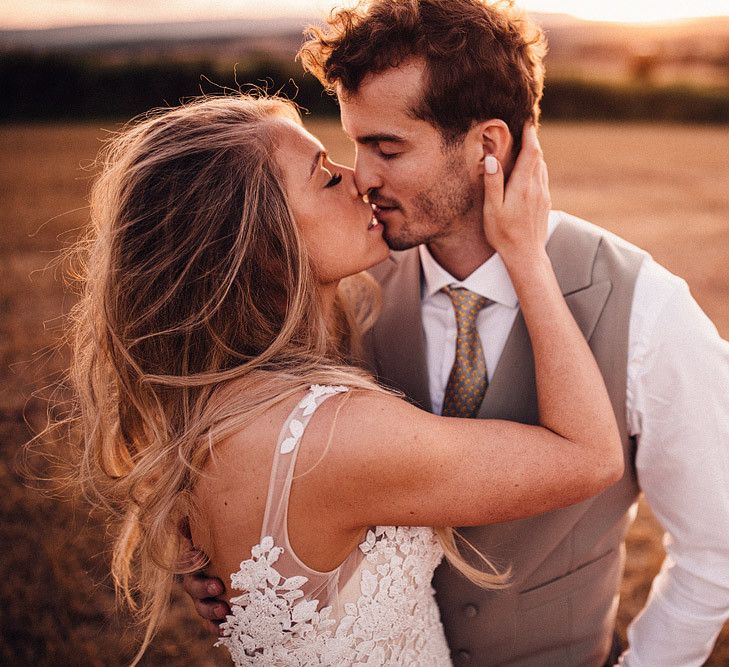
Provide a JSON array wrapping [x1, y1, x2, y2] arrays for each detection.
[[199, 393, 303, 482], [193, 387, 423, 504], [332, 388, 434, 438]]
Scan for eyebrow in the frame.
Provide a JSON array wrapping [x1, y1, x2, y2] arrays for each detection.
[[356, 133, 406, 145], [310, 150, 325, 178]]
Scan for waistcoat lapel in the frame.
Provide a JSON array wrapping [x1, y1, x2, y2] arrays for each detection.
[[477, 218, 612, 422], [365, 249, 432, 412]]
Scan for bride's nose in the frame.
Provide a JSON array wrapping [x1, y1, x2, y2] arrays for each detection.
[[342, 166, 362, 199]]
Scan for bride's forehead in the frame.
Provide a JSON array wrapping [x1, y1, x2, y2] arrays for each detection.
[[271, 119, 321, 157], [270, 120, 325, 186]]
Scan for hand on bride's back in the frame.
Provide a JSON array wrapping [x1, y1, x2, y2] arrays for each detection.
[[178, 518, 229, 634]]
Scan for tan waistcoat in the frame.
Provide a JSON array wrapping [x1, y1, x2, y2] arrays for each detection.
[[363, 214, 645, 666]]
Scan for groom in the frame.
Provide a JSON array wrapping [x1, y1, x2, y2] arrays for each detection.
[[185, 1, 729, 664]]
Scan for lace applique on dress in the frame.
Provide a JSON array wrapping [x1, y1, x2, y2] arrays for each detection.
[[216, 536, 340, 664], [280, 385, 348, 454], [215, 385, 452, 666]]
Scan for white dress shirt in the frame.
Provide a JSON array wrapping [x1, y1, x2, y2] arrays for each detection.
[[419, 211, 729, 667]]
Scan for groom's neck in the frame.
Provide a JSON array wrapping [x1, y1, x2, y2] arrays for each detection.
[[426, 228, 495, 281]]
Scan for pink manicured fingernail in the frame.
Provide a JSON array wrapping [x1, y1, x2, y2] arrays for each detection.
[[207, 581, 221, 595], [485, 155, 498, 174]]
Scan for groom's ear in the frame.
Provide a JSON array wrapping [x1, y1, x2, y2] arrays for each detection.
[[477, 119, 513, 164]]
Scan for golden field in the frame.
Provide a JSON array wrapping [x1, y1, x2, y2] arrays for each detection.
[[1, 119, 728, 664]]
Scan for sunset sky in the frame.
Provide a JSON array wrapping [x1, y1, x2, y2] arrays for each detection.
[[2, 0, 728, 29]]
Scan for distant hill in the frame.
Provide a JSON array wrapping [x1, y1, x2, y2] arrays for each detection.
[[2, 12, 727, 98], [538, 14, 729, 86], [2, 13, 729, 53]]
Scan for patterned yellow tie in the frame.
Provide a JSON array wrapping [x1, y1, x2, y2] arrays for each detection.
[[441, 286, 491, 418]]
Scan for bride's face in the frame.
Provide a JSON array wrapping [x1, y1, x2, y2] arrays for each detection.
[[272, 119, 389, 284]]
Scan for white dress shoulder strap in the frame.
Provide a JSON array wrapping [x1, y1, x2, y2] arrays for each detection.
[[260, 385, 349, 544]]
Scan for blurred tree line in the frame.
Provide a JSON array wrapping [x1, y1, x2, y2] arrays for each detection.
[[0, 52, 337, 120], [2, 51, 729, 123]]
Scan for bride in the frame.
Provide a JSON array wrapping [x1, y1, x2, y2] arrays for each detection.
[[59, 94, 621, 665]]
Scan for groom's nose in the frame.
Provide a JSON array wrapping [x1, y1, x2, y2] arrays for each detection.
[[353, 150, 383, 196]]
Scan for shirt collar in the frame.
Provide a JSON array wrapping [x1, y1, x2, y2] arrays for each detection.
[[419, 211, 560, 308]]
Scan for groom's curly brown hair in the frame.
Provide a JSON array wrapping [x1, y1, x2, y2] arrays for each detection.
[[298, 0, 547, 147]]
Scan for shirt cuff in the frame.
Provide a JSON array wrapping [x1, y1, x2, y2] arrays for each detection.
[[622, 558, 729, 666]]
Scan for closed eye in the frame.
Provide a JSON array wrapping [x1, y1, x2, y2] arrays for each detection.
[[376, 145, 401, 160], [325, 173, 342, 188]]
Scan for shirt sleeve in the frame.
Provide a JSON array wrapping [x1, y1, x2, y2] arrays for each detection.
[[620, 265, 729, 666]]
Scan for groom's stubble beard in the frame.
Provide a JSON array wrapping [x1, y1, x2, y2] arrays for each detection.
[[377, 155, 481, 252]]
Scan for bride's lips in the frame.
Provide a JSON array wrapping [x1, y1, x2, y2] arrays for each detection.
[[368, 215, 382, 232], [371, 203, 399, 222]]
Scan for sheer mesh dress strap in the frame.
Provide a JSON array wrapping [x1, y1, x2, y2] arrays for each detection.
[[260, 385, 349, 545]]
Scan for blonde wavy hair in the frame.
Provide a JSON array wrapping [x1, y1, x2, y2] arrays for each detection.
[[44, 93, 506, 664]]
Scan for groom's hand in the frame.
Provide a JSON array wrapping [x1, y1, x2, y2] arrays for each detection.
[[178, 518, 230, 635], [181, 571, 229, 635]]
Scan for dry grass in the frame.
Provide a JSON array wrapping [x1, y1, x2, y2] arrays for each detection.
[[1, 119, 728, 664]]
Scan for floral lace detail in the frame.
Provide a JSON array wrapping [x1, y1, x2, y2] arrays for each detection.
[[280, 385, 349, 454], [217, 528, 451, 666], [215, 536, 340, 665]]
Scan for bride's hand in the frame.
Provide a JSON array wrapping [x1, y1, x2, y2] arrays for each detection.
[[482, 122, 551, 267]]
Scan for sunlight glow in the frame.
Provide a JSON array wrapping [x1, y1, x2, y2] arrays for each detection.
[[521, 0, 729, 24], [0, 0, 727, 30]]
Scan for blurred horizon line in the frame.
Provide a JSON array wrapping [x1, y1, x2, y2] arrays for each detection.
[[2, 9, 729, 33]]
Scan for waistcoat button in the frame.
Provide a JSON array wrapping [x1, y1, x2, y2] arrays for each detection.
[[457, 649, 472, 661], [463, 603, 479, 618]]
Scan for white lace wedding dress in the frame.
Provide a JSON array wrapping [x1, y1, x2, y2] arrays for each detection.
[[216, 384, 453, 666]]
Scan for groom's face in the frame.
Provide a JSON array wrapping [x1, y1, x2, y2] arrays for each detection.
[[338, 59, 483, 251]]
